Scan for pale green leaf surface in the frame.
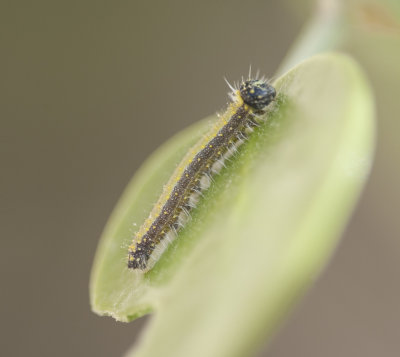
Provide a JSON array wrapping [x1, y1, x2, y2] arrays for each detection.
[[90, 53, 374, 357]]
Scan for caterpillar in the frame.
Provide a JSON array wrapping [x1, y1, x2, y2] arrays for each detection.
[[128, 77, 276, 271]]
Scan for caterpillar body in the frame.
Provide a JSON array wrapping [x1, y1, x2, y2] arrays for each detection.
[[128, 78, 276, 271]]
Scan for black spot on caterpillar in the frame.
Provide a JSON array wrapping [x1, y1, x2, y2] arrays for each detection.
[[128, 78, 276, 271]]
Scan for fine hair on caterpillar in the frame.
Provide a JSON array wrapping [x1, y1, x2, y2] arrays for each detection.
[[128, 76, 276, 271]]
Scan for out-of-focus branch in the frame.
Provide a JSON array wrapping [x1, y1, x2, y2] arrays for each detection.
[[277, 0, 345, 75]]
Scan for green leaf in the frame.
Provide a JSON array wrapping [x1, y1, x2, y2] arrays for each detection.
[[90, 53, 375, 357]]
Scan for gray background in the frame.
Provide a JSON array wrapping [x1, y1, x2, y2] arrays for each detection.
[[1, 0, 399, 356]]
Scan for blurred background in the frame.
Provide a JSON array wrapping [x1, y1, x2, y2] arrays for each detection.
[[1, 0, 399, 356]]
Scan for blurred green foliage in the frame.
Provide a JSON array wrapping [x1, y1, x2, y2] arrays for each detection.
[[91, 53, 374, 357]]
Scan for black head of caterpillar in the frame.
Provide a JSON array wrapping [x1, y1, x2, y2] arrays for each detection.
[[239, 79, 276, 110]]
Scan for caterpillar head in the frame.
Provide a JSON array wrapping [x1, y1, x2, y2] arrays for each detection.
[[239, 79, 276, 110]]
